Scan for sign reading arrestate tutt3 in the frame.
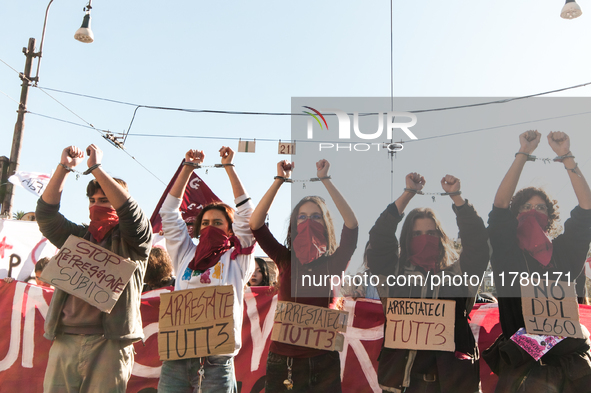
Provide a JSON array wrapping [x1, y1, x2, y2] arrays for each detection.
[[39, 235, 137, 313], [158, 286, 236, 361]]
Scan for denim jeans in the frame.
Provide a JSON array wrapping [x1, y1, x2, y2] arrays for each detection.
[[157, 355, 236, 393], [265, 351, 342, 393]]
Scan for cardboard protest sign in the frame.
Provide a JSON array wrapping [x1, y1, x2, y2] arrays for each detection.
[[40, 235, 136, 313], [271, 301, 348, 351], [521, 279, 583, 338], [383, 298, 456, 352], [158, 285, 235, 360]]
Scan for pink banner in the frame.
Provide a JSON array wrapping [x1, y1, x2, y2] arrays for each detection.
[[3, 281, 591, 392]]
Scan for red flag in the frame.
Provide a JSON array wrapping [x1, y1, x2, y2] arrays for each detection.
[[150, 161, 221, 235]]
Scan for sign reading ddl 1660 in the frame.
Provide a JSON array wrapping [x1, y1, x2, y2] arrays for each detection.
[[302, 106, 417, 152]]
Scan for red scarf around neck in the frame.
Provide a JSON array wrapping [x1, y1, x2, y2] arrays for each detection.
[[293, 220, 328, 265], [189, 226, 255, 272], [517, 209, 553, 266], [88, 205, 119, 243], [409, 234, 440, 272]]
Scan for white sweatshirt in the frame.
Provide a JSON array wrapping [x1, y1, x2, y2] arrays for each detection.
[[159, 193, 255, 356]]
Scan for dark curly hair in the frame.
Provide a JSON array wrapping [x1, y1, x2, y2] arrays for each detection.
[[510, 187, 559, 233], [35, 257, 50, 273], [145, 247, 173, 289]]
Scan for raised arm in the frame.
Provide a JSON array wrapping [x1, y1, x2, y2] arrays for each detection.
[[493, 130, 541, 209], [41, 146, 85, 205], [219, 146, 247, 199], [394, 172, 424, 213], [441, 174, 465, 207], [442, 175, 490, 277], [169, 149, 205, 199], [37, 146, 87, 247], [85, 144, 130, 209], [316, 159, 358, 229], [367, 172, 423, 276], [250, 160, 293, 231], [548, 132, 591, 210]]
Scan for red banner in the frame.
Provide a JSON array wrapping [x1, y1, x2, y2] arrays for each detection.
[[149, 160, 221, 235], [2, 281, 591, 393]]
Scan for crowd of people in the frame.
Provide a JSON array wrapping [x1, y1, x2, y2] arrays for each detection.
[[8, 130, 591, 393]]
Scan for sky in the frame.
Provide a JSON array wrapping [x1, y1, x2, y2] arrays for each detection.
[[2, 1, 591, 274]]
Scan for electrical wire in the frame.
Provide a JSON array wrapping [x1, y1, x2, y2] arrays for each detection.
[[403, 110, 591, 143], [27, 111, 166, 185], [32, 81, 591, 117], [3, 55, 591, 119], [29, 107, 591, 146], [0, 57, 23, 77], [35, 87, 102, 136], [0, 88, 19, 105]]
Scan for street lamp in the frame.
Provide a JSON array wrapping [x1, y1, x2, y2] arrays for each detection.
[[74, 2, 94, 43], [0, 0, 95, 218], [561, 0, 583, 19]]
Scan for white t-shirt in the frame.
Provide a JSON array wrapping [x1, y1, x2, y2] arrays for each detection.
[[159, 193, 255, 356]]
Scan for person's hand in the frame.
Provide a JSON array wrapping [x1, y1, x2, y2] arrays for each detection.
[[316, 159, 330, 178], [60, 146, 84, 168], [86, 144, 103, 168], [405, 172, 425, 192], [441, 175, 461, 194], [219, 146, 234, 165], [519, 130, 541, 154], [3, 277, 14, 283], [185, 149, 205, 165], [548, 131, 571, 156], [277, 160, 294, 178]]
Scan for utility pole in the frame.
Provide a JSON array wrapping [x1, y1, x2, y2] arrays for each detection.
[[1, 38, 37, 218]]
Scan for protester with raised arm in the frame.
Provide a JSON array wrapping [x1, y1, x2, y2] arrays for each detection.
[[249, 159, 358, 393], [367, 173, 489, 393], [158, 147, 255, 393], [36, 145, 152, 393], [484, 130, 591, 392]]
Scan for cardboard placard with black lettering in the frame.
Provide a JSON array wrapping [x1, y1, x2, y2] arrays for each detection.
[[384, 298, 456, 352], [271, 301, 349, 351], [521, 279, 583, 339], [40, 235, 137, 313], [158, 285, 235, 361]]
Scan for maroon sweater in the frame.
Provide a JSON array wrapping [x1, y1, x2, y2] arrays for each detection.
[[252, 224, 358, 358]]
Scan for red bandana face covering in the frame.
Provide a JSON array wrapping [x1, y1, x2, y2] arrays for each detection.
[[88, 205, 119, 243], [517, 209, 553, 266], [189, 226, 255, 272], [409, 234, 440, 272], [293, 220, 328, 265]]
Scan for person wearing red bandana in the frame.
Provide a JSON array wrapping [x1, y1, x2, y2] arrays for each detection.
[[36, 145, 152, 393], [367, 172, 489, 393], [250, 159, 358, 393], [484, 131, 591, 393], [158, 147, 255, 393]]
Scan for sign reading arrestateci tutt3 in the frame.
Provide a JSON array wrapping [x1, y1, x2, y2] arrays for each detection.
[[384, 298, 456, 352], [271, 300, 349, 351], [39, 235, 137, 313]]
